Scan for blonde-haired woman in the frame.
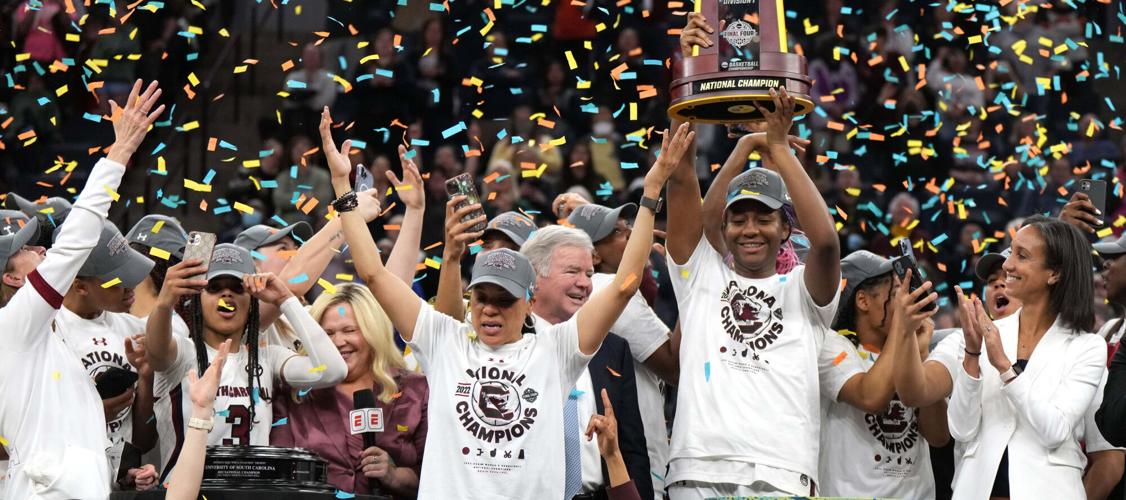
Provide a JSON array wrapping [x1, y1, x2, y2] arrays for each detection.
[[271, 283, 427, 498]]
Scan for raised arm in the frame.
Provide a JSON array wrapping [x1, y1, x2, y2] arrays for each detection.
[[145, 259, 206, 372], [259, 189, 380, 327], [244, 273, 347, 389], [433, 197, 485, 319], [947, 290, 986, 442], [321, 107, 422, 340], [576, 124, 694, 355], [839, 273, 936, 413], [166, 339, 231, 500], [383, 145, 427, 284], [665, 14, 709, 265], [4, 80, 163, 351], [755, 88, 839, 306]]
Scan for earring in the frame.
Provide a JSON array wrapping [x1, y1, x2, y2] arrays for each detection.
[[523, 315, 535, 330]]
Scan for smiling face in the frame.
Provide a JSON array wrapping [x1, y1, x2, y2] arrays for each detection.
[[532, 246, 593, 323], [200, 276, 252, 338], [256, 237, 297, 275], [320, 302, 373, 383], [985, 267, 1021, 319], [724, 201, 790, 277], [1002, 225, 1057, 304], [469, 283, 531, 346]]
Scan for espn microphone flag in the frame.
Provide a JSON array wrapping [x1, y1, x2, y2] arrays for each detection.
[[352, 389, 384, 450]]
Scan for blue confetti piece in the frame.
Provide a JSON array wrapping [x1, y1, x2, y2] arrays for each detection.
[[260, 180, 278, 189], [338, 306, 347, 317], [288, 273, 310, 284], [442, 122, 467, 139], [250, 249, 267, 261], [569, 388, 584, 399], [374, 68, 394, 79], [216, 409, 230, 417], [272, 417, 288, 427], [704, 361, 711, 382], [428, 2, 444, 11], [286, 79, 307, 89], [620, 162, 639, 170], [202, 169, 216, 185], [82, 112, 102, 123], [335, 491, 356, 499], [298, 389, 311, 397]]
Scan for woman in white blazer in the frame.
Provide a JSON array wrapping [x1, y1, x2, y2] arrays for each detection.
[[949, 215, 1107, 499]]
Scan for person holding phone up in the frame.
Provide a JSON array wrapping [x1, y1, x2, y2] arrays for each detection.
[[144, 243, 346, 483], [817, 252, 946, 499]]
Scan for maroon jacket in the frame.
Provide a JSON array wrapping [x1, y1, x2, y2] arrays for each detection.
[[271, 370, 428, 496]]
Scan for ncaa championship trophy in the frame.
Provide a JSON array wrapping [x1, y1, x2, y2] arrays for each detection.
[[669, 0, 813, 123]]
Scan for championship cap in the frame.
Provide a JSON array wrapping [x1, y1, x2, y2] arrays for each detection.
[[468, 248, 536, 300], [567, 203, 637, 243]]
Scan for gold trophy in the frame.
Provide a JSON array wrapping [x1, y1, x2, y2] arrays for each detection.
[[669, 0, 813, 123]]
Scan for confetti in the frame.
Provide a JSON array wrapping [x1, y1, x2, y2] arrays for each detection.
[[101, 278, 122, 288]]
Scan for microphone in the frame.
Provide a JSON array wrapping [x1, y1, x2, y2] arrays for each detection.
[[351, 389, 384, 450]]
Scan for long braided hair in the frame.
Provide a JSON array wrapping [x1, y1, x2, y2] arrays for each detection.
[[189, 292, 265, 440]]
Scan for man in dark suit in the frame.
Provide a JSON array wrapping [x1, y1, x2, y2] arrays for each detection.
[[520, 225, 653, 500]]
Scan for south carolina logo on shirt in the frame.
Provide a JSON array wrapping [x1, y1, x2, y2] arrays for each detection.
[[454, 365, 540, 444], [719, 280, 784, 352], [865, 398, 921, 456]]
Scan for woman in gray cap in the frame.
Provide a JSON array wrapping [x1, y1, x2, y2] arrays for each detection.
[[320, 105, 691, 498]]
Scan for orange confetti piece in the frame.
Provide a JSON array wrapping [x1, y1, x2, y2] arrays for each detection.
[[832, 351, 847, 366], [606, 366, 621, 377]]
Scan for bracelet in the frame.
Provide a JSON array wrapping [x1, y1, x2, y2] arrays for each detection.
[[187, 416, 214, 431], [332, 191, 359, 213], [1000, 366, 1019, 384], [964, 348, 981, 356]]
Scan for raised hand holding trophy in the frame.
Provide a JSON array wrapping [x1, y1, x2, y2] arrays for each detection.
[[669, 0, 813, 123]]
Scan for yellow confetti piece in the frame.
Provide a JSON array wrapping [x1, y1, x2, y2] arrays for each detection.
[[424, 257, 442, 270], [0, 435, 7, 446], [152, 220, 165, 233], [52, 371, 60, 380], [187, 72, 200, 87], [1098, 227, 1114, 239], [233, 202, 254, 214], [101, 277, 122, 288], [318, 278, 337, 294], [149, 247, 171, 260], [309, 364, 327, 373], [104, 185, 120, 201], [184, 179, 212, 192], [680, 269, 690, 279], [396, 424, 409, 432], [181, 120, 200, 131], [565, 50, 578, 70], [243, 159, 260, 168], [335, 273, 354, 281], [55, 85, 68, 97], [218, 298, 234, 311]]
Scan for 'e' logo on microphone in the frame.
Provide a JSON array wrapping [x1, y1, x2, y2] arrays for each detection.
[[349, 408, 385, 434]]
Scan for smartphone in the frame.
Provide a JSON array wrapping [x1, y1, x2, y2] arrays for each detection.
[[893, 238, 937, 312], [352, 164, 374, 192], [183, 231, 217, 280], [1079, 179, 1107, 224], [95, 367, 139, 399], [445, 173, 487, 233]]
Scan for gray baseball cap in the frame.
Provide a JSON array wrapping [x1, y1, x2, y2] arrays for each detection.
[[5, 192, 72, 218], [0, 210, 31, 236], [126, 215, 190, 259], [0, 217, 40, 272], [725, 168, 789, 211], [1094, 234, 1126, 257], [468, 248, 536, 300], [975, 248, 1012, 281], [233, 222, 313, 251], [55, 220, 155, 288], [567, 203, 637, 243], [206, 243, 256, 281], [840, 250, 895, 311], [484, 212, 537, 247]]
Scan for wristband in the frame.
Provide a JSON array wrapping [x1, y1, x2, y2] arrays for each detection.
[[964, 348, 981, 356], [332, 191, 359, 213], [188, 417, 214, 431]]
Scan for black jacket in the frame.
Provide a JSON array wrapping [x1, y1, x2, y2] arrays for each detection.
[[588, 333, 653, 499]]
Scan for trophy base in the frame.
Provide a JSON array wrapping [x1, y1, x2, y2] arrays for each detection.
[[202, 445, 334, 492], [669, 53, 813, 124]]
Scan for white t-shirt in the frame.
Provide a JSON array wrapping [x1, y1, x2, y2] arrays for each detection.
[[590, 272, 670, 496], [55, 307, 148, 478], [154, 332, 295, 481], [817, 332, 935, 498], [665, 238, 839, 490], [409, 303, 592, 499]]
